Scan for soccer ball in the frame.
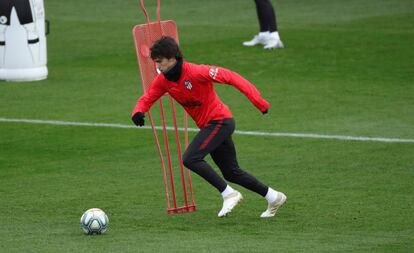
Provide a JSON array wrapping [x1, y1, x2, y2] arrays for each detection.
[[80, 208, 109, 235]]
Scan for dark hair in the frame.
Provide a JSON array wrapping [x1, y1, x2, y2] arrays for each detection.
[[150, 36, 183, 60]]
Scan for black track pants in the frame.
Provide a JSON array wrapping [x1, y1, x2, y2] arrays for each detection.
[[182, 118, 268, 196], [254, 0, 278, 32]]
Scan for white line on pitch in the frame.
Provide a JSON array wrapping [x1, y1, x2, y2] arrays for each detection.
[[0, 117, 413, 143]]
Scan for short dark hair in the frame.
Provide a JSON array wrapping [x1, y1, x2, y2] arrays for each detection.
[[150, 36, 183, 60]]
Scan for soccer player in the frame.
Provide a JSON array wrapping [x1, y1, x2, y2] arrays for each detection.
[[131, 36, 286, 218], [243, 0, 284, 49]]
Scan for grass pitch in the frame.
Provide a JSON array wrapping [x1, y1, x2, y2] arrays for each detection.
[[0, 0, 413, 252]]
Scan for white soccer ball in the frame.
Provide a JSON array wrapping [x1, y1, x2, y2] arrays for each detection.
[[80, 208, 109, 235]]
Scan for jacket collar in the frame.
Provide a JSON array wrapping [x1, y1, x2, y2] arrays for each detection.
[[163, 58, 183, 82]]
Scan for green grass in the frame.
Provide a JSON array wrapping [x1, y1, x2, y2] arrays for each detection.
[[0, 0, 413, 252]]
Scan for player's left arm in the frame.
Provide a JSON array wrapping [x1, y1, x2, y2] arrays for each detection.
[[198, 65, 270, 113]]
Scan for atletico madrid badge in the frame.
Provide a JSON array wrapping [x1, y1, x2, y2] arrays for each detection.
[[184, 80, 192, 90]]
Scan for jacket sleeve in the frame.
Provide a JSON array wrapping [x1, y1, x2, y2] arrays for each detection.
[[131, 78, 166, 116], [196, 65, 270, 113]]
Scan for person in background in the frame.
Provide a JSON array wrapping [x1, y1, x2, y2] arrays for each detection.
[[243, 0, 284, 49]]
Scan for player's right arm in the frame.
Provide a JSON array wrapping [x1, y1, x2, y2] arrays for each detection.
[[131, 78, 166, 126]]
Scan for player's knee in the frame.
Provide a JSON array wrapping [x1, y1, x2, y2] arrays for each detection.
[[222, 168, 245, 183], [183, 153, 204, 172], [222, 172, 238, 183], [182, 153, 194, 169]]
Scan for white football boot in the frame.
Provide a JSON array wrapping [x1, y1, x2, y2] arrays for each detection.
[[264, 32, 284, 49], [218, 191, 243, 217], [243, 32, 270, 47], [260, 191, 287, 218]]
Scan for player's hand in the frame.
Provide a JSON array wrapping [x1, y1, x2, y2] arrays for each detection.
[[132, 112, 145, 126], [262, 109, 268, 115]]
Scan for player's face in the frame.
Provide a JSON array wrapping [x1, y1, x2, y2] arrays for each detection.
[[154, 57, 177, 73]]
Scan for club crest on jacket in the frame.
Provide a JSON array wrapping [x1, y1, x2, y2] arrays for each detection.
[[184, 80, 192, 90]]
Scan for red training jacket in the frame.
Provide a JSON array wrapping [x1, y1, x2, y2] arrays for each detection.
[[132, 62, 270, 129]]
